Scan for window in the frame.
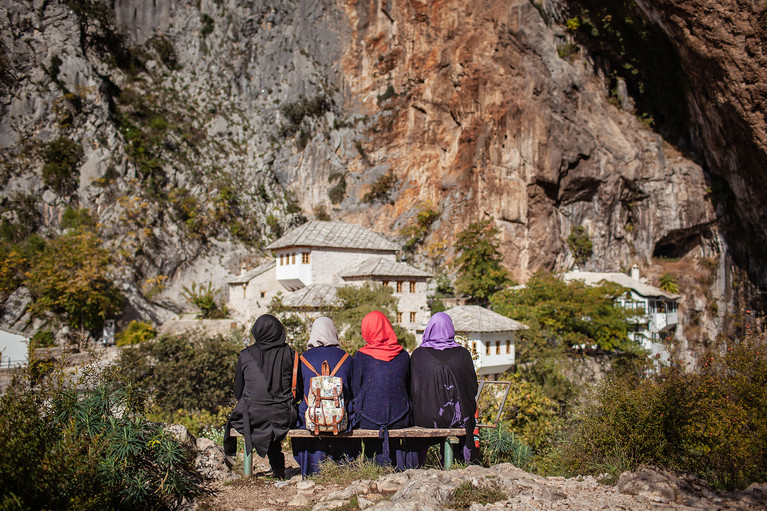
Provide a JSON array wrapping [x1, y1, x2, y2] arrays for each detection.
[[409, 281, 416, 293], [382, 280, 389, 287], [396, 281, 403, 293], [396, 312, 403, 323], [291, 253, 296, 264], [506, 340, 511, 354], [471, 341, 477, 354], [496, 341, 501, 355], [260, 291, 266, 298], [301, 252, 309, 264], [658, 301, 666, 313], [485, 342, 491, 356], [279, 254, 284, 265], [409, 312, 416, 323]]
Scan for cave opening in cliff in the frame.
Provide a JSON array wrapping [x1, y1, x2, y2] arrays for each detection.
[[652, 227, 711, 260]]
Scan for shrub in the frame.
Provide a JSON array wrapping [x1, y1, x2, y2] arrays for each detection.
[[0, 364, 208, 510], [659, 273, 679, 293], [376, 85, 397, 105], [115, 320, 157, 347], [29, 329, 56, 348], [61, 206, 97, 230], [362, 172, 397, 204], [152, 35, 178, 69], [542, 333, 767, 489], [328, 172, 347, 204], [401, 202, 439, 252], [566, 225, 592, 266], [117, 332, 241, 416], [313, 205, 331, 221], [200, 14, 214, 38], [41, 136, 83, 195], [181, 282, 229, 319], [480, 423, 534, 469]]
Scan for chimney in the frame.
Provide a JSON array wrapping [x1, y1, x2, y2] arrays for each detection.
[[240, 261, 247, 275], [630, 264, 640, 281]]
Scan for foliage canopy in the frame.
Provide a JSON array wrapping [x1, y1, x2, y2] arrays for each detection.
[[25, 229, 124, 332], [117, 333, 241, 416], [453, 219, 512, 304], [490, 271, 636, 352]]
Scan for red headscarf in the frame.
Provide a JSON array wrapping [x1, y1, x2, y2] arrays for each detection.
[[358, 310, 403, 362]]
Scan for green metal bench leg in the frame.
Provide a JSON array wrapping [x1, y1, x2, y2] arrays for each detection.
[[444, 438, 454, 469], [244, 449, 252, 477]]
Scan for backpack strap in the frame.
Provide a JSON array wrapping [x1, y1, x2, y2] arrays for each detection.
[[330, 353, 350, 377], [300, 355, 320, 376], [291, 351, 299, 401]]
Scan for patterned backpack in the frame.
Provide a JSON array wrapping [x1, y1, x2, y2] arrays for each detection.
[[301, 353, 349, 435]]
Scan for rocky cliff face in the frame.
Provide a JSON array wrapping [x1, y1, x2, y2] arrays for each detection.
[[635, 0, 767, 292], [0, 0, 763, 342]]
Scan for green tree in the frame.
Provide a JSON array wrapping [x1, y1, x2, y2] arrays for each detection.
[[453, 219, 512, 304], [658, 273, 679, 294], [25, 230, 124, 332], [566, 225, 593, 266], [490, 271, 637, 352]]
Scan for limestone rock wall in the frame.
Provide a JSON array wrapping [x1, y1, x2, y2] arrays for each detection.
[[1, 0, 762, 343]]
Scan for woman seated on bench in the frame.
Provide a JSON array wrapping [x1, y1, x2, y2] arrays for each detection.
[[351, 311, 419, 470], [410, 312, 479, 465], [292, 317, 359, 476], [223, 314, 297, 479]]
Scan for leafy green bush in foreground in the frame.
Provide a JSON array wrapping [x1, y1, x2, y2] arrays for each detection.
[[541, 333, 767, 489], [0, 363, 208, 510]]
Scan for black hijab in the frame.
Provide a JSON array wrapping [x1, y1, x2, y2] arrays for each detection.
[[248, 314, 292, 396]]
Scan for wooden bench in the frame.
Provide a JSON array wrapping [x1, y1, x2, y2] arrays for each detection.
[[229, 427, 466, 476]]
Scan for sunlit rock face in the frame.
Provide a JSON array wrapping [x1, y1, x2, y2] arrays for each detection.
[[328, 0, 716, 280]]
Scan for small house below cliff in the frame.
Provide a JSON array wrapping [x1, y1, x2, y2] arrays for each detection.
[[227, 221, 432, 334], [564, 265, 680, 361]]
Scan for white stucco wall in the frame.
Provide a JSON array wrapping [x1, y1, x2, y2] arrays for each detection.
[[0, 329, 28, 368], [463, 331, 516, 377], [227, 266, 285, 324]]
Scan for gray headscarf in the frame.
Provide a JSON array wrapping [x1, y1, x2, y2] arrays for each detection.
[[307, 317, 340, 348]]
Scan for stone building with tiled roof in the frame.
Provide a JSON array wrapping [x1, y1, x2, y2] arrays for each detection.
[[228, 221, 432, 332]]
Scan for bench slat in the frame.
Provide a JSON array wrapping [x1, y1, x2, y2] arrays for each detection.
[[229, 426, 465, 439]]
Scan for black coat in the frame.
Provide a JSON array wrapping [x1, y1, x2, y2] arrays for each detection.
[[410, 346, 479, 460], [223, 315, 298, 457]]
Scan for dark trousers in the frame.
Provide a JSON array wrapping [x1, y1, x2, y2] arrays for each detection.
[[267, 439, 285, 474]]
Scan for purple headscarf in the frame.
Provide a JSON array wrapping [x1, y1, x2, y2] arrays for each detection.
[[419, 312, 461, 350]]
